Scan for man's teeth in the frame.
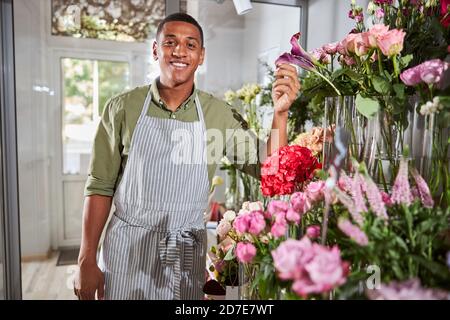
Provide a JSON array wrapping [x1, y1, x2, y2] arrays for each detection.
[[172, 62, 188, 67]]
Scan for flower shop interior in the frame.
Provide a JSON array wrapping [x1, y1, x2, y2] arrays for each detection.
[[0, 0, 449, 301]]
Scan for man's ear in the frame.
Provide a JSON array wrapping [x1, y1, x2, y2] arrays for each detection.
[[199, 47, 205, 66], [152, 40, 158, 61]]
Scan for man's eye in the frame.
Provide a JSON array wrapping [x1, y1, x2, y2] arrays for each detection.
[[188, 43, 196, 49], [164, 40, 175, 46]]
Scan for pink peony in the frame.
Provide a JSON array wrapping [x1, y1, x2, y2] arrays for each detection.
[[271, 238, 314, 280], [247, 211, 267, 235], [233, 214, 250, 235], [290, 192, 312, 215], [286, 208, 301, 224], [271, 221, 288, 238], [306, 225, 321, 239], [304, 244, 348, 291], [376, 29, 406, 57], [305, 181, 325, 203], [236, 242, 256, 263], [267, 200, 289, 216], [338, 219, 369, 246], [217, 220, 232, 239]]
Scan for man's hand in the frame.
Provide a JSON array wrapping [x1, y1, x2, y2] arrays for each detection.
[[73, 262, 105, 300], [272, 63, 301, 115]]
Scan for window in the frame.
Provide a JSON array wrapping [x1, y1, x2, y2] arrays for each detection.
[[62, 58, 130, 175]]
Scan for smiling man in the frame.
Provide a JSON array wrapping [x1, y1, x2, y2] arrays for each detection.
[[73, 13, 300, 300]]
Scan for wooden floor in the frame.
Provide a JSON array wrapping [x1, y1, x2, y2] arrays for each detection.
[[21, 251, 77, 300]]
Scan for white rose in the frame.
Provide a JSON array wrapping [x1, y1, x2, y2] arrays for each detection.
[[248, 201, 263, 212], [223, 210, 236, 222], [216, 220, 232, 239]]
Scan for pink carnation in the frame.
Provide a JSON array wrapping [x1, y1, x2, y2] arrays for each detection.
[[236, 242, 256, 263]]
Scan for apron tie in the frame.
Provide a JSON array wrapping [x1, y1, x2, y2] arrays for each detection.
[[158, 228, 203, 300]]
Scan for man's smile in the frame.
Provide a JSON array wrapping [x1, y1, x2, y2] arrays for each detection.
[[170, 61, 190, 69]]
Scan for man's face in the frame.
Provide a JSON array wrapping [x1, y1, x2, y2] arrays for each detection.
[[153, 21, 205, 86]]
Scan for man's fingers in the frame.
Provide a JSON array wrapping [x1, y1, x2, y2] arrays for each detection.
[[273, 79, 299, 96]]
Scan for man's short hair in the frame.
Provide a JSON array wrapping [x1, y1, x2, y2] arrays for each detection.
[[156, 13, 204, 47]]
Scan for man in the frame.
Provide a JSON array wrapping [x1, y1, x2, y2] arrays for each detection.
[[73, 12, 300, 300]]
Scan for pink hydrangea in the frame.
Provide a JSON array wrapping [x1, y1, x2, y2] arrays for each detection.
[[271, 238, 314, 280], [236, 242, 256, 263], [338, 218, 369, 246]]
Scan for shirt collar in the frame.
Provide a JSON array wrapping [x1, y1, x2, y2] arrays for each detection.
[[150, 77, 198, 112]]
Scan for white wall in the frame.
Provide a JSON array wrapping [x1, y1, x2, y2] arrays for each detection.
[[307, 0, 370, 50]]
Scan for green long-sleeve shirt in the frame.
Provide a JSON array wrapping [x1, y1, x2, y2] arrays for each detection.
[[84, 79, 266, 197]]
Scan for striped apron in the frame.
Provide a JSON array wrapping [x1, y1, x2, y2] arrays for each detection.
[[98, 88, 210, 300]]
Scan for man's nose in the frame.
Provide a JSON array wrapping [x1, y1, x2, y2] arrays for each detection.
[[173, 43, 187, 57]]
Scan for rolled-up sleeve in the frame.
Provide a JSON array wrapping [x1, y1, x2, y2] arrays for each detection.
[[84, 97, 124, 197], [224, 108, 267, 180]]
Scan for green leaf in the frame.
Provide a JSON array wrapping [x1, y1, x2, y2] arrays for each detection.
[[400, 54, 413, 68], [371, 75, 391, 95], [356, 94, 380, 119], [393, 83, 405, 100], [223, 243, 236, 261]]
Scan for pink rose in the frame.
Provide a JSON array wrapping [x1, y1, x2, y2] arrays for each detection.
[[343, 33, 358, 54], [367, 24, 389, 48], [236, 242, 256, 263], [305, 181, 325, 203], [376, 29, 406, 57], [247, 211, 266, 235], [306, 225, 321, 239], [304, 245, 347, 289], [271, 221, 288, 238], [217, 220, 232, 239], [354, 33, 369, 57], [290, 192, 312, 214], [336, 41, 347, 55], [286, 208, 301, 224], [233, 214, 250, 235], [271, 238, 314, 280]]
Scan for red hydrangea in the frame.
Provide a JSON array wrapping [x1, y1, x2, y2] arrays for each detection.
[[261, 145, 321, 197]]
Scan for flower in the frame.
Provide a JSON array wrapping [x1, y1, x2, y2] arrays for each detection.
[[212, 175, 224, 188], [233, 214, 250, 235], [217, 220, 232, 239], [223, 210, 236, 222], [293, 126, 333, 156], [266, 200, 289, 218], [261, 145, 320, 197], [271, 220, 288, 238], [400, 65, 423, 86], [271, 238, 314, 280], [363, 174, 388, 220], [248, 201, 264, 212], [338, 218, 369, 246], [373, 0, 393, 4], [420, 97, 444, 115], [305, 181, 325, 203], [290, 192, 312, 215], [304, 245, 348, 291], [323, 42, 339, 55], [376, 29, 406, 57], [441, 0, 450, 28], [236, 242, 256, 263], [391, 158, 414, 206], [366, 279, 448, 300], [275, 33, 316, 71], [411, 168, 434, 208], [247, 211, 266, 236], [367, 24, 390, 47], [286, 208, 301, 224], [351, 173, 368, 213], [306, 225, 321, 239], [419, 59, 449, 85]]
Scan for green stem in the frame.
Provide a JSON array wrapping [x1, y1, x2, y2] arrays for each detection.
[[312, 70, 341, 96], [392, 56, 399, 80], [377, 49, 383, 75]]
